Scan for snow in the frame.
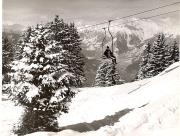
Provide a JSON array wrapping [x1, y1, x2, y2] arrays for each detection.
[[101, 95, 180, 136], [39, 74, 56, 85], [25, 84, 39, 102], [58, 62, 179, 128], [57, 72, 75, 82], [58, 79, 150, 126], [1, 62, 180, 136], [23, 46, 32, 54], [9, 82, 39, 103], [0, 101, 24, 136]]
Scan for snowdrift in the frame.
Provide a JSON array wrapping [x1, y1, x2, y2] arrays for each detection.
[[1, 62, 180, 136]]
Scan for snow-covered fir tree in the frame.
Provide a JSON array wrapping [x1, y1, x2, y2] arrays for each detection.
[[105, 61, 122, 86], [171, 41, 179, 62], [137, 42, 152, 79], [165, 41, 179, 66], [95, 59, 123, 86], [2, 35, 14, 84], [137, 33, 179, 80], [2, 36, 12, 74], [94, 60, 108, 86], [50, 16, 85, 86], [148, 33, 169, 77], [9, 16, 85, 135]]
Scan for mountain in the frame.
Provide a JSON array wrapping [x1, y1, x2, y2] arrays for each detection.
[[79, 18, 180, 86], [3, 24, 25, 33]]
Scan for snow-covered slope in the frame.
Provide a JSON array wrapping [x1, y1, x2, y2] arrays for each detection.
[[57, 62, 180, 126], [28, 62, 180, 136], [2, 62, 180, 136]]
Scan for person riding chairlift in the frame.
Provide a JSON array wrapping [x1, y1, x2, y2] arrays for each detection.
[[103, 46, 117, 64]]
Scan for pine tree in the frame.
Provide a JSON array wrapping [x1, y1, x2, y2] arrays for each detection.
[[49, 16, 85, 86], [172, 41, 179, 62], [147, 33, 169, 77], [2, 35, 14, 84], [166, 41, 179, 65], [9, 16, 85, 135], [137, 33, 179, 80], [137, 42, 152, 79], [95, 60, 109, 86], [66, 22, 85, 86], [105, 61, 122, 86], [95, 59, 122, 86]]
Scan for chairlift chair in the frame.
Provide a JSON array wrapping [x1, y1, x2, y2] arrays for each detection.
[[101, 20, 117, 64]]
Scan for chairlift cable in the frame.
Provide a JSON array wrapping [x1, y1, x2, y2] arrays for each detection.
[[78, 1, 180, 30]]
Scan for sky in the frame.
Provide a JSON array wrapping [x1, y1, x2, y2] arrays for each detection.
[[2, 0, 180, 27]]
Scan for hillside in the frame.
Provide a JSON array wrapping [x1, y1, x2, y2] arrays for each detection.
[[2, 62, 180, 136]]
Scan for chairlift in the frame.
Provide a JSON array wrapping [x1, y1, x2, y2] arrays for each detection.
[[101, 20, 117, 64], [101, 28, 106, 58], [108, 20, 114, 54]]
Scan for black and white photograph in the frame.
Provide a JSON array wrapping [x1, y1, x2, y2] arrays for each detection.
[[1, 0, 180, 135]]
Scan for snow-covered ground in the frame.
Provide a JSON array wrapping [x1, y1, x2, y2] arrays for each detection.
[[1, 62, 180, 136], [0, 100, 24, 136]]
